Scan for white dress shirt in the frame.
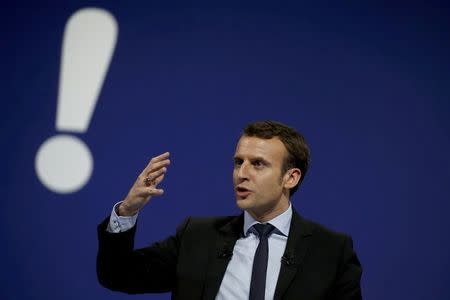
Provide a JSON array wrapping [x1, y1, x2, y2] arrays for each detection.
[[215, 204, 292, 300], [107, 202, 139, 233]]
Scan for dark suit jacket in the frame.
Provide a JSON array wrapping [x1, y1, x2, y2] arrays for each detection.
[[97, 209, 362, 299]]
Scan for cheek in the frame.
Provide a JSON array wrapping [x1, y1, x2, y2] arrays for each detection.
[[258, 175, 280, 190], [266, 175, 284, 191]]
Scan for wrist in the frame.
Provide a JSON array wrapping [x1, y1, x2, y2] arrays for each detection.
[[117, 202, 138, 216]]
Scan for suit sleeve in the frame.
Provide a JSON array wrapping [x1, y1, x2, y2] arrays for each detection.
[[328, 236, 363, 300], [96, 216, 190, 294]]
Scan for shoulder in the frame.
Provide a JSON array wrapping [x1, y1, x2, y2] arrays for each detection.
[[182, 215, 238, 231], [293, 215, 363, 297], [305, 217, 351, 238], [186, 215, 237, 227], [293, 214, 361, 271], [174, 215, 240, 235], [295, 214, 354, 249]]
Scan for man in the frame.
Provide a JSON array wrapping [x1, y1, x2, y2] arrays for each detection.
[[97, 120, 363, 299]]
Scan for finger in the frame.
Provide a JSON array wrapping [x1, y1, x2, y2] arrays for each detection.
[[148, 152, 170, 166], [149, 188, 164, 196], [139, 158, 169, 178], [145, 159, 171, 176], [139, 152, 170, 176], [144, 168, 167, 187], [152, 173, 166, 186], [142, 155, 170, 176], [136, 187, 164, 197]]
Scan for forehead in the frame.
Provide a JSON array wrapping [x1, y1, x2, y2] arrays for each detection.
[[234, 136, 287, 162]]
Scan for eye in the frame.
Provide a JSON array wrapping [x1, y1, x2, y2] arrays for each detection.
[[233, 158, 243, 167], [252, 160, 265, 168]]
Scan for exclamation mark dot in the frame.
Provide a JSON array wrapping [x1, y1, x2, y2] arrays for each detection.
[[35, 8, 118, 194]]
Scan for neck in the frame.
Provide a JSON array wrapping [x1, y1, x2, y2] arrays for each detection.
[[248, 199, 290, 222]]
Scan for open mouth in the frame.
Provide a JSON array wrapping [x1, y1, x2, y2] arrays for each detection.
[[236, 186, 251, 198]]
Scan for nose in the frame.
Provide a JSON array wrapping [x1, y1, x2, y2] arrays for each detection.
[[237, 161, 250, 180]]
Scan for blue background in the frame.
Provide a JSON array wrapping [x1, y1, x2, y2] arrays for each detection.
[[2, 1, 450, 299]]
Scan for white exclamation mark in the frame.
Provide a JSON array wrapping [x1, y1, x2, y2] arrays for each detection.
[[35, 8, 118, 194]]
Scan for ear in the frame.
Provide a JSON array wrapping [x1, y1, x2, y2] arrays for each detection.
[[283, 168, 302, 190]]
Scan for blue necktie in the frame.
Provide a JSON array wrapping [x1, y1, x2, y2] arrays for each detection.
[[249, 223, 276, 300]]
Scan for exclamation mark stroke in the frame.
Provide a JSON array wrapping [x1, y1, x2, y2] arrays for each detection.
[[35, 8, 118, 194]]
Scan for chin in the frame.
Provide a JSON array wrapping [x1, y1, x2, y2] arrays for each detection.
[[236, 197, 252, 210]]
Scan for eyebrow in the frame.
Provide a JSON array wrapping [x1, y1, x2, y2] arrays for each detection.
[[233, 156, 271, 164]]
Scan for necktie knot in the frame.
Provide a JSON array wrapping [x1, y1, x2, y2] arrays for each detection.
[[253, 223, 275, 239]]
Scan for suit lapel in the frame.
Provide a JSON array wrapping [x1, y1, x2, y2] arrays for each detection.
[[274, 209, 312, 300], [202, 214, 243, 300]]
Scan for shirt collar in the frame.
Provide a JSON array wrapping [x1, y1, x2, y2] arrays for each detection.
[[243, 202, 292, 237]]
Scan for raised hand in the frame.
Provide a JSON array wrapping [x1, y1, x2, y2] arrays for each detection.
[[118, 152, 171, 216]]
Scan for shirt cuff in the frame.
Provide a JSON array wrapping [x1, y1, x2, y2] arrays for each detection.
[[106, 201, 139, 233]]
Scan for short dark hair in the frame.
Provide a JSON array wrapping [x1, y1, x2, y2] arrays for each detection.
[[242, 120, 310, 196]]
